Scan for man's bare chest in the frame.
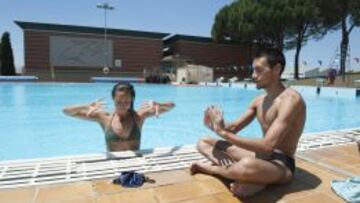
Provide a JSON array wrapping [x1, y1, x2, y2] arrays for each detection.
[[256, 101, 278, 128]]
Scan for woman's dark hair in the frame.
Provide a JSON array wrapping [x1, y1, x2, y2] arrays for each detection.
[[111, 83, 136, 110], [254, 48, 286, 75]]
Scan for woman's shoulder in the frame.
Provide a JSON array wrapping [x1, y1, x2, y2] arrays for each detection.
[[132, 110, 146, 124], [95, 110, 112, 118], [94, 111, 112, 124]]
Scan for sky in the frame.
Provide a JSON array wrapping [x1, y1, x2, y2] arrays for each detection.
[[0, 0, 359, 74]]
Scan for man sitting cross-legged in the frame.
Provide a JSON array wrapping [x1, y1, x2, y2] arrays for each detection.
[[191, 49, 306, 198]]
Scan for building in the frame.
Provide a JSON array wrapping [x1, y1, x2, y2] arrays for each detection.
[[16, 21, 168, 81], [163, 34, 251, 80], [16, 21, 250, 82]]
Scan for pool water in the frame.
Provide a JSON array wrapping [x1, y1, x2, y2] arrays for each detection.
[[0, 83, 359, 160]]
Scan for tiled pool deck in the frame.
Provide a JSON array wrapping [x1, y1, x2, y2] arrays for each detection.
[[0, 129, 359, 203]]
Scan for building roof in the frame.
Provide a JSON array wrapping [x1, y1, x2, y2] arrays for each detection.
[[163, 34, 213, 45], [15, 21, 169, 39], [163, 34, 239, 46]]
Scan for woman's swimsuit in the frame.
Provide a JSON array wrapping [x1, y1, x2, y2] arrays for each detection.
[[104, 111, 141, 146]]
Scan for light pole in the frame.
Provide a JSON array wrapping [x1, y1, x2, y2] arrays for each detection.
[[96, 3, 114, 71]]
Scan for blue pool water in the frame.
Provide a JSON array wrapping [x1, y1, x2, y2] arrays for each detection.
[[0, 83, 359, 160]]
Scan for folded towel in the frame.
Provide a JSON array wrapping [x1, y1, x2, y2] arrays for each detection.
[[113, 171, 147, 188], [331, 177, 360, 203]]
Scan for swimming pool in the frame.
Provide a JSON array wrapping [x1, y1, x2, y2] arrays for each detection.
[[0, 83, 359, 160]]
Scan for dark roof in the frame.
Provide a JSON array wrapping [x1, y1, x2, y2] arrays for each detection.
[[163, 34, 237, 46], [164, 34, 213, 45], [15, 21, 169, 39]]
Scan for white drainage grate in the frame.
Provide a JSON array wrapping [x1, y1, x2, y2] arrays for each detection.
[[297, 128, 360, 152], [0, 145, 205, 189], [0, 128, 359, 189]]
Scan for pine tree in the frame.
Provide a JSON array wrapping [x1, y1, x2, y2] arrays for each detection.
[[0, 32, 16, 75]]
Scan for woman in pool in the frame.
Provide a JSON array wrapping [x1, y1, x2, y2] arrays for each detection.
[[63, 83, 175, 151]]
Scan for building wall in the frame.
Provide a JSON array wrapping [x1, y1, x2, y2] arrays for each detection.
[[113, 37, 163, 72], [168, 40, 250, 80], [23, 30, 163, 75], [49, 36, 114, 68], [172, 40, 250, 68], [24, 31, 50, 70]]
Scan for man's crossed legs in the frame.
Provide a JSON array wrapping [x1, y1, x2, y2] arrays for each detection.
[[191, 137, 293, 197]]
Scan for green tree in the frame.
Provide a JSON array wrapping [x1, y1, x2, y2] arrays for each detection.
[[212, 5, 232, 43], [212, 0, 339, 79], [0, 41, 2, 74], [0, 32, 16, 76], [319, 0, 360, 80], [284, 0, 329, 79], [212, 0, 291, 50], [212, 0, 292, 76]]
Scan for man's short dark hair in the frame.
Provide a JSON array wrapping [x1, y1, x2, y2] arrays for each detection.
[[254, 48, 286, 75]]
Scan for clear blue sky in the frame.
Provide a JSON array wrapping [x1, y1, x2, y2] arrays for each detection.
[[1, 0, 359, 73]]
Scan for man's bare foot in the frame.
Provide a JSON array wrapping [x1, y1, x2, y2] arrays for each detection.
[[230, 182, 266, 198], [190, 160, 213, 175]]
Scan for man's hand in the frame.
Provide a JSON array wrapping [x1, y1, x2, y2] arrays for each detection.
[[86, 98, 106, 117], [204, 106, 225, 134]]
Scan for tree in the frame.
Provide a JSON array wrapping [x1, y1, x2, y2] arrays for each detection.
[[0, 41, 2, 74], [319, 0, 360, 80], [284, 0, 330, 79], [212, 0, 293, 77], [0, 32, 16, 76], [212, 5, 232, 43], [212, 0, 343, 79], [212, 0, 290, 50]]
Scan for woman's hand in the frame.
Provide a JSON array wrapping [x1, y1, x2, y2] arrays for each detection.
[[140, 100, 160, 118], [139, 100, 175, 119], [86, 98, 106, 117]]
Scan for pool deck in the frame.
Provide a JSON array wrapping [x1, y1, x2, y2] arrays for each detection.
[[0, 130, 359, 203]]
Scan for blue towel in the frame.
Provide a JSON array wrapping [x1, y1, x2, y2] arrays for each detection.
[[113, 171, 146, 188], [331, 177, 360, 203]]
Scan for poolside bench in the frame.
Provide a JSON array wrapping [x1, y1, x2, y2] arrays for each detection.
[[0, 76, 39, 82]]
